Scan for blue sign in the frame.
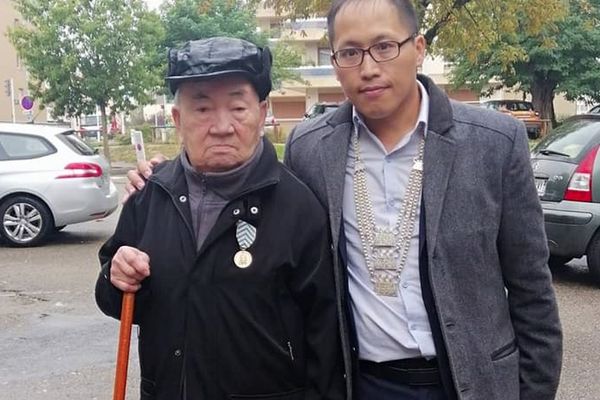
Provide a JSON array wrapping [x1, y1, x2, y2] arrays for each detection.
[[21, 96, 34, 111]]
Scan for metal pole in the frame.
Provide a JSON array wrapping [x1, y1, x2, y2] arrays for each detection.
[[9, 78, 15, 123]]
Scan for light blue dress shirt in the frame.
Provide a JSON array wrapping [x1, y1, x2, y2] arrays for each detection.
[[343, 81, 436, 362]]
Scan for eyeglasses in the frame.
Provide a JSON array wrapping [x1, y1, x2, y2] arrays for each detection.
[[331, 33, 417, 68]]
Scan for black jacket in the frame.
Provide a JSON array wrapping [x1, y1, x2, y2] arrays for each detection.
[[96, 139, 345, 400]]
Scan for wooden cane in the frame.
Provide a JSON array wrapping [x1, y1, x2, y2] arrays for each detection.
[[113, 292, 136, 400]]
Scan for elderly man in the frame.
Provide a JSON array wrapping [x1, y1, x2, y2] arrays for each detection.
[[95, 37, 344, 400]]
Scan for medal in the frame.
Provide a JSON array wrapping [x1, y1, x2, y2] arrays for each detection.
[[234, 250, 253, 268], [234, 220, 257, 269]]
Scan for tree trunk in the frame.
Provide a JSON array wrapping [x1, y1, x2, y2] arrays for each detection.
[[530, 78, 558, 132], [100, 103, 110, 163]]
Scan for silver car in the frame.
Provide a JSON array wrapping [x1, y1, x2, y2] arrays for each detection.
[[0, 123, 118, 247]]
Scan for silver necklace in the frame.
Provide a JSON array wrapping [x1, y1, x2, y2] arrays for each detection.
[[352, 129, 425, 297]]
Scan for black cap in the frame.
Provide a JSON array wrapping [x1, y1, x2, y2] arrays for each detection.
[[166, 37, 272, 101]]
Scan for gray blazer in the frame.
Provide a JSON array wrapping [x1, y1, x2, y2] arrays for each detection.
[[284, 75, 562, 400]]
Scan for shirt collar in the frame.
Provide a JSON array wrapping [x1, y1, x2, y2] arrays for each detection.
[[352, 79, 430, 140]]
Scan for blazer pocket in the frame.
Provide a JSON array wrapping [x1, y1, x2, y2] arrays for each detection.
[[490, 339, 517, 361], [230, 387, 304, 400], [490, 339, 519, 400], [140, 377, 156, 400]]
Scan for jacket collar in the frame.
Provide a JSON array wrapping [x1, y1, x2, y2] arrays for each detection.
[[151, 137, 280, 199]]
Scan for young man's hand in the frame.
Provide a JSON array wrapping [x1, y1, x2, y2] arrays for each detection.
[[122, 154, 168, 203]]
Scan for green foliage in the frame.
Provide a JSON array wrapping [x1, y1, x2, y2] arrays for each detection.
[[162, 0, 266, 48], [161, 0, 303, 87], [271, 43, 305, 88], [448, 0, 600, 123], [9, 0, 165, 159]]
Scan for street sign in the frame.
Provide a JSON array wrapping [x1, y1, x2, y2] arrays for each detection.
[[21, 96, 34, 111]]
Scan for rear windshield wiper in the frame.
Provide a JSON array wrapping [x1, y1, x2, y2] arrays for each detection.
[[538, 149, 570, 157]]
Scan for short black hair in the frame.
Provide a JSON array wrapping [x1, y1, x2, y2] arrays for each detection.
[[327, 0, 419, 48]]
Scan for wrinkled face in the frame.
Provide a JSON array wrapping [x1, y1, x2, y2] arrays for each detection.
[[172, 76, 267, 173], [331, 0, 425, 123]]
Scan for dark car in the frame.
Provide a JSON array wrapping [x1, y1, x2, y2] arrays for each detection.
[[303, 102, 340, 120], [589, 104, 600, 114], [530, 114, 600, 283]]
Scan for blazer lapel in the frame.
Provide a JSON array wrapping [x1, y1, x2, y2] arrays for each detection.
[[319, 121, 352, 249], [422, 130, 456, 259]]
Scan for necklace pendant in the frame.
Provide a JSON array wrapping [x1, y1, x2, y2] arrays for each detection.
[[374, 231, 395, 247], [372, 255, 396, 270], [412, 159, 423, 171], [374, 280, 398, 297]]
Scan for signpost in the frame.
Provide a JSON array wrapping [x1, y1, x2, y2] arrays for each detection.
[[21, 95, 34, 123]]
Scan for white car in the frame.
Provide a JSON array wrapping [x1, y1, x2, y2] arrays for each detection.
[[0, 123, 118, 247]]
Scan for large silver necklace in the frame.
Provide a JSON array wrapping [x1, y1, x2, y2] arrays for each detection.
[[352, 129, 425, 297]]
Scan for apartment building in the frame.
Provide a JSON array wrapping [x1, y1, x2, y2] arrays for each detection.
[[0, 1, 47, 123]]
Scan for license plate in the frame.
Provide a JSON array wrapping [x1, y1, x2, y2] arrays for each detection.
[[535, 178, 547, 197]]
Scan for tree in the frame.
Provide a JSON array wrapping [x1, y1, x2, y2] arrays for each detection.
[[161, 0, 303, 88], [9, 0, 165, 160], [255, 0, 565, 54], [448, 0, 600, 125]]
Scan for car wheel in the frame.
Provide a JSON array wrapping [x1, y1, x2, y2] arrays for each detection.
[[586, 233, 600, 285], [548, 255, 571, 269], [0, 196, 53, 247]]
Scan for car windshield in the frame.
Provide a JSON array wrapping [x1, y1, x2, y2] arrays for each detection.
[[534, 118, 600, 159], [57, 131, 96, 155], [488, 101, 533, 111]]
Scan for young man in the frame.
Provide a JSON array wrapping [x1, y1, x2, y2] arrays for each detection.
[[284, 1, 562, 399], [126, 2, 562, 399], [96, 37, 344, 400]]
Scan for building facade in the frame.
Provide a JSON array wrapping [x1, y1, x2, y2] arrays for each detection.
[[0, 1, 47, 123]]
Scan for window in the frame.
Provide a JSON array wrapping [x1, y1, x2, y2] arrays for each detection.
[[0, 133, 56, 160], [318, 47, 332, 66], [57, 131, 96, 155]]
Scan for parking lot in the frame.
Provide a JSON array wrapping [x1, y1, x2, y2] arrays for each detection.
[[1, 177, 600, 399]]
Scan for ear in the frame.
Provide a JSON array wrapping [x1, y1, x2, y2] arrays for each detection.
[[259, 100, 268, 128], [414, 34, 427, 67], [332, 56, 342, 82], [172, 106, 183, 141]]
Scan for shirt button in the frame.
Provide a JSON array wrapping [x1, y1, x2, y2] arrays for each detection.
[[402, 281, 409, 288], [174, 349, 182, 357]]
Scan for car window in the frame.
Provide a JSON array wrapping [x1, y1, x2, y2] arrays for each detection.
[[534, 118, 600, 159], [510, 102, 533, 111], [0, 132, 56, 160], [57, 131, 96, 155]]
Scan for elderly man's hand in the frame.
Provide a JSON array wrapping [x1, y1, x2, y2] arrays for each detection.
[[122, 154, 168, 203], [110, 246, 151, 293]]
